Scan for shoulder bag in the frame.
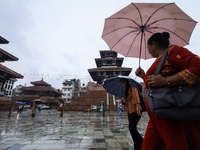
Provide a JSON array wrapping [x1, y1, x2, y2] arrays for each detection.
[[145, 47, 200, 121], [139, 93, 146, 111]]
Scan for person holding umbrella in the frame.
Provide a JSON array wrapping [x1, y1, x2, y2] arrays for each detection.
[[136, 32, 200, 150], [117, 101, 120, 115], [118, 101, 123, 116], [121, 78, 143, 150]]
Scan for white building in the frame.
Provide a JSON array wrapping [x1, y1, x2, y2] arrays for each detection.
[[62, 79, 81, 103], [3, 79, 17, 97], [12, 84, 23, 96]]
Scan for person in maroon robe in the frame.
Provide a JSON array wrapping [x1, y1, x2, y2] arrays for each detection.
[[136, 32, 200, 150]]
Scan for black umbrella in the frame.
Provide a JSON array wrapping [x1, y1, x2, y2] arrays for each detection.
[[103, 75, 142, 97]]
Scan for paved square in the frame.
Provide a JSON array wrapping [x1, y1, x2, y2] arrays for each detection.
[[0, 110, 148, 150]]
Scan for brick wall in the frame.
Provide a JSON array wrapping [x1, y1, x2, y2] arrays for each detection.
[[58, 86, 118, 111]]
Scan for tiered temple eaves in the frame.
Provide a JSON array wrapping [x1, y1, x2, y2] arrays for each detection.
[[88, 50, 132, 84], [0, 35, 23, 91]]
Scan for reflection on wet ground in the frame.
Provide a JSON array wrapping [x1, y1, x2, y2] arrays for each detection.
[[0, 110, 149, 150]]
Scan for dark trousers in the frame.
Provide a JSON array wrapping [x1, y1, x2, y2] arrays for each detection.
[[128, 112, 143, 150]]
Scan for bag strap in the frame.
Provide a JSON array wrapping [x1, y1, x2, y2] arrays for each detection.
[[154, 46, 172, 75], [146, 46, 171, 87], [153, 45, 184, 108]]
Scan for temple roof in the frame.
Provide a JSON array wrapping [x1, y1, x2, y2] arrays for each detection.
[[0, 48, 18, 62], [14, 80, 62, 102], [100, 50, 117, 58], [20, 86, 44, 91], [89, 50, 131, 84], [0, 36, 9, 44], [88, 67, 132, 83], [95, 57, 124, 67], [36, 86, 59, 93], [31, 79, 51, 86], [20, 86, 60, 93], [88, 67, 132, 71], [0, 64, 23, 79]]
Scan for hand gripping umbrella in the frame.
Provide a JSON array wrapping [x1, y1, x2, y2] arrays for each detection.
[[102, 3, 197, 66]]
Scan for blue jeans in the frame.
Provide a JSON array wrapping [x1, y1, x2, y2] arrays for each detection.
[[119, 108, 123, 115], [117, 107, 120, 114]]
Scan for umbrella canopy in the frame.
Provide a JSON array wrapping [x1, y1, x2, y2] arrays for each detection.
[[116, 99, 122, 103], [34, 99, 42, 102], [102, 3, 197, 65], [16, 102, 23, 104], [103, 75, 142, 97]]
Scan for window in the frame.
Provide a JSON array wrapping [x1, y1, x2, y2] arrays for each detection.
[[113, 71, 117, 76], [68, 89, 71, 91], [105, 52, 113, 56], [64, 88, 67, 91], [0, 82, 3, 89], [68, 84, 71, 86], [98, 72, 101, 76], [64, 94, 66, 96], [68, 94, 70, 96]]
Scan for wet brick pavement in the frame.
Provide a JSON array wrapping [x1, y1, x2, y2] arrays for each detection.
[[0, 110, 149, 150]]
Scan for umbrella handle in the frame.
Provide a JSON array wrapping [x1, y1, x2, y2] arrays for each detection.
[[136, 71, 141, 75], [136, 65, 142, 76]]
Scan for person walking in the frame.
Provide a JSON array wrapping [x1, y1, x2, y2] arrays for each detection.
[[135, 32, 200, 150], [37, 104, 42, 112], [117, 102, 120, 115], [100, 101, 105, 116], [121, 78, 143, 150], [18, 103, 24, 113], [118, 102, 123, 116]]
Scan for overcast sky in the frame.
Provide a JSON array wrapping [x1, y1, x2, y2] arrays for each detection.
[[0, 0, 199, 89]]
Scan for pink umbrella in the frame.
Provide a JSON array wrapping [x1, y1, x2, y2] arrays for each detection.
[[102, 3, 197, 65]]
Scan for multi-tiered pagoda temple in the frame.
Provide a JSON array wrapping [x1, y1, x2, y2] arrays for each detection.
[[0, 36, 23, 92], [88, 50, 132, 84]]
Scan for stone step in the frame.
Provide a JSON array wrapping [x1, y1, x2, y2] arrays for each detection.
[[62, 87, 117, 111], [76, 96, 106, 99], [66, 103, 103, 106], [79, 94, 107, 97], [62, 105, 118, 111]]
